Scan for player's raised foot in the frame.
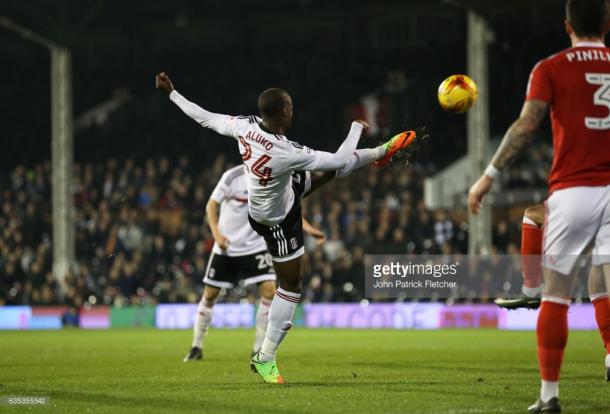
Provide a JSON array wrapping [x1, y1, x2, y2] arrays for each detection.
[[494, 294, 541, 310], [374, 130, 417, 168], [250, 353, 284, 384], [528, 397, 561, 413], [183, 346, 203, 362]]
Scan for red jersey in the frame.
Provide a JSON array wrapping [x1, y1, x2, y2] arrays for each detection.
[[526, 42, 610, 193]]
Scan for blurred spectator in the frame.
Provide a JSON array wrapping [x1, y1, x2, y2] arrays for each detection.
[[1, 155, 529, 306]]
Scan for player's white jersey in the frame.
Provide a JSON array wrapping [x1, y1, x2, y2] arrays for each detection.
[[210, 165, 267, 256], [170, 90, 362, 226], [232, 116, 322, 225]]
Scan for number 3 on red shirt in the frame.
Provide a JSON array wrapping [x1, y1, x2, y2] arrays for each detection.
[[586, 73, 610, 130]]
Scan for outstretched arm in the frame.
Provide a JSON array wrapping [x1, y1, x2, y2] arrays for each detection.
[[468, 99, 548, 214], [155, 72, 239, 137]]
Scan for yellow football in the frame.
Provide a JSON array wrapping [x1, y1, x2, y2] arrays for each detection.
[[437, 75, 478, 114]]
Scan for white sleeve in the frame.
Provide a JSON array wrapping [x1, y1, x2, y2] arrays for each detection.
[[210, 173, 231, 203], [289, 122, 364, 171], [169, 90, 241, 138]]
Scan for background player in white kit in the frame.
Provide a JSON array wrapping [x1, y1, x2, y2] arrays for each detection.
[[183, 165, 325, 362], [156, 72, 417, 383]]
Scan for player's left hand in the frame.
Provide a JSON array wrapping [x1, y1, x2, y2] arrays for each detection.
[[155, 72, 174, 96], [468, 174, 493, 214], [308, 227, 327, 247]]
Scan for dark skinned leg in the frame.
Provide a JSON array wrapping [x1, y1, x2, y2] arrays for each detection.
[[303, 171, 336, 198], [271, 255, 304, 293]]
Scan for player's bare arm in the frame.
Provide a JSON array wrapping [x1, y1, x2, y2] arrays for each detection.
[[468, 99, 548, 214], [302, 217, 326, 246], [206, 198, 229, 249], [490, 100, 548, 170]]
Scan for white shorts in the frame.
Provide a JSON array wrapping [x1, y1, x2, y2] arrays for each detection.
[[543, 185, 610, 274]]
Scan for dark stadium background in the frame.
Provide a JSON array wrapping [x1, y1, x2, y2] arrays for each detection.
[[1, 0, 563, 306]]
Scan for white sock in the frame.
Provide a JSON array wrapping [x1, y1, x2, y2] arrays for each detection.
[[258, 288, 301, 362], [253, 298, 272, 353], [605, 354, 610, 368], [522, 285, 542, 298], [540, 380, 559, 402], [192, 300, 213, 349], [335, 147, 385, 178]]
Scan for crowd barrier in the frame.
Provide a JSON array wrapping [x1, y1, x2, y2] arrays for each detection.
[[0, 303, 596, 330]]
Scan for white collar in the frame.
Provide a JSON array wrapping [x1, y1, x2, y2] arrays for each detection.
[[575, 41, 605, 48]]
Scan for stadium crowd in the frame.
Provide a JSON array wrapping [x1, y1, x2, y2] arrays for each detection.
[[0, 151, 541, 307], [1, 0, 560, 308]]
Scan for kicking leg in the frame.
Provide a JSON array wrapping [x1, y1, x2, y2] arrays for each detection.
[[184, 285, 220, 361], [304, 147, 385, 197], [335, 147, 385, 178], [305, 171, 336, 197], [304, 131, 419, 197], [331, 131, 419, 179], [302, 130, 419, 200], [253, 280, 276, 355]]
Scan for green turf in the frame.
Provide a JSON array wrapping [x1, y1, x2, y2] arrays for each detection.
[[0, 329, 608, 413]]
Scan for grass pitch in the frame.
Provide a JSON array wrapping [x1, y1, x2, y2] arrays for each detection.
[[0, 329, 608, 413]]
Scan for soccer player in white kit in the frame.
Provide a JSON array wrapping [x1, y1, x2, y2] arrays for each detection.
[[156, 72, 416, 383], [183, 165, 325, 362]]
